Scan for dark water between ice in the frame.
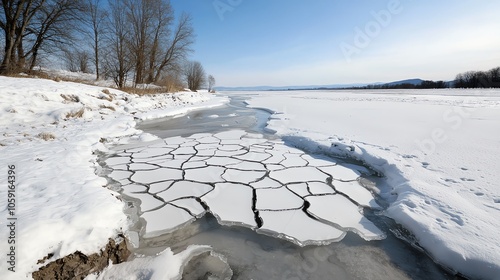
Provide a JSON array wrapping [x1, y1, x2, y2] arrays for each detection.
[[135, 93, 455, 280]]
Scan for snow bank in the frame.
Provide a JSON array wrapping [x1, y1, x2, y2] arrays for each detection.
[[86, 245, 213, 280], [0, 76, 227, 279], [247, 89, 500, 279]]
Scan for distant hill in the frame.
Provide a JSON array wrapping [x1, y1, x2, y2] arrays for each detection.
[[383, 78, 424, 87]]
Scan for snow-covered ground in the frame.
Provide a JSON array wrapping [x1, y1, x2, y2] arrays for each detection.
[[0, 75, 228, 279], [246, 89, 500, 279]]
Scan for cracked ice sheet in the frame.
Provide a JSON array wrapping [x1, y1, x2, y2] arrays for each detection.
[[171, 198, 206, 217], [222, 169, 266, 184], [157, 181, 213, 202], [107, 129, 385, 248], [131, 168, 182, 184], [130, 193, 164, 212], [306, 195, 385, 240], [258, 210, 345, 246], [333, 180, 381, 209], [319, 165, 361, 181], [184, 166, 226, 183], [131, 147, 173, 159], [270, 166, 329, 184], [281, 153, 309, 168]]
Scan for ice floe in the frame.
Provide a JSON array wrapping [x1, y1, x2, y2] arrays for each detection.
[[203, 183, 256, 228], [258, 210, 346, 245], [306, 195, 385, 240]]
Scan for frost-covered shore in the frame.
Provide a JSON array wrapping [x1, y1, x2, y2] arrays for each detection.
[[247, 89, 500, 279], [0, 76, 228, 279]]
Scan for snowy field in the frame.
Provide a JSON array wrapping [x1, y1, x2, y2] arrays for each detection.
[[0, 76, 228, 279], [246, 89, 500, 279]]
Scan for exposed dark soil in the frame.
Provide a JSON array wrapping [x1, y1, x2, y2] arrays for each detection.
[[32, 235, 130, 280]]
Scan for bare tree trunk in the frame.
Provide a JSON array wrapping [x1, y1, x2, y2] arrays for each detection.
[[107, 0, 131, 89], [1, 0, 36, 74], [84, 0, 106, 80], [94, 27, 99, 79]]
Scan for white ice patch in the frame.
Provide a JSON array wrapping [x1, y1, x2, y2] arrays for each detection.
[[319, 165, 361, 181], [258, 210, 346, 246], [256, 187, 303, 210], [184, 166, 226, 183], [171, 198, 206, 217], [157, 181, 213, 202], [287, 183, 311, 198], [306, 195, 385, 241], [222, 169, 266, 184], [333, 180, 381, 209], [307, 182, 336, 195], [131, 168, 182, 184], [270, 166, 329, 184], [281, 153, 309, 168], [203, 183, 257, 228], [142, 204, 194, 237], [251, 177, 282, 189], [132, 193, 164, 212]]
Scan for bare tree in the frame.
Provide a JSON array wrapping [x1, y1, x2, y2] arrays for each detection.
[[0, 0, 83, 74], [123, 0, 194, 86], [26, 0, 82, 70], [0, 0, 45, 74], [79, 0, 107, 80], [144, 0, 173, 84], [208, 74, 215, 92], [63, 48, 78, 72], [151, 13, 194, 83], [77, 50, 90, 73], [157, 69, 183, 92], [105, 0, 132, 88], [62, 48, 90, 73], [124, 0, 151, 86], [184, 60, 206, 91]]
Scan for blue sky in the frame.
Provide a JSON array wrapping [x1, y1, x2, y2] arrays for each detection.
[[170, 1, 500, 87]]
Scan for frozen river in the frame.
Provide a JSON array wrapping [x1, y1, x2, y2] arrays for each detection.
[[104, 93, 455, 279]]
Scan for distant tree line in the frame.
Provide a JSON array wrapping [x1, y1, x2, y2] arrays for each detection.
[[345, 66, 500, 90], [454, 67, 500, 88], [1, 0, 212, 91], [360, 80, 448, 90]]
